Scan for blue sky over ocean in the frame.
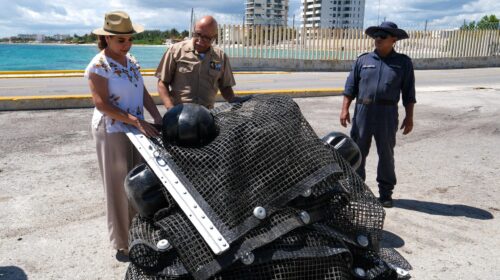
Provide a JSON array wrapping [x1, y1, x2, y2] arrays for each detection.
[[0, 0, 499, 37]]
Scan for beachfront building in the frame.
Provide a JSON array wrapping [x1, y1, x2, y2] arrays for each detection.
[[301, 0, 365, 29], [245, 0, 289, 27], [17, 34, 37, 40], [17, 34, 45, 42], [52, 34, 71, 41]]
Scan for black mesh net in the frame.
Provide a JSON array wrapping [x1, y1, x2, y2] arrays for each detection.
[[127, 220, 354, 280], [160, 95, 343, 234], [125, 95, 411, 280], [126, 254, 352, 280]]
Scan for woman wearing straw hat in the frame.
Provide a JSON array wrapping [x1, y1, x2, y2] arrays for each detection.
[[85, 11, 162, 260]]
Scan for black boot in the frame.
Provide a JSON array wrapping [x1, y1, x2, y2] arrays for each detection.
[[378, 195, 393, 208]]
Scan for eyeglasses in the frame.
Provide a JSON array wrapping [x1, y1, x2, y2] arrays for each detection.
[[117, 37, 133, 43], [193, 32, 217, 43], [373, 32, 389, 39], [106, 36, 133, 43]]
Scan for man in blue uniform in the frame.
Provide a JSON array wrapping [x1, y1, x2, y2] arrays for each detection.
[[340, 21, 416, 208]]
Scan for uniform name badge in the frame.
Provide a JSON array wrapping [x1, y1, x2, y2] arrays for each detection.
[[210, 61, 222, 71]]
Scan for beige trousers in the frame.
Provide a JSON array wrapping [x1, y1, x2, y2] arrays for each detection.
[[92, 120, 141, 250]]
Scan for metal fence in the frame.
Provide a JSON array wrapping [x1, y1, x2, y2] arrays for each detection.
[[216, 25, 500, 60]]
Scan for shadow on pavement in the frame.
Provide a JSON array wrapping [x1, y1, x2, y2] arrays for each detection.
[[394, 199, 494, 220], [380, 230, 405, 248], [0, 266, 27, 280]]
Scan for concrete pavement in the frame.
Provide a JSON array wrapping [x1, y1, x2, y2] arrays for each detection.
[[1, 67, 500, 110], [1, 89, 499, 279]]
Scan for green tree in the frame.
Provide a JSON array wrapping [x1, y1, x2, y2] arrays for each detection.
[[65, 28, 188, 45], [461, 15, 499, 30], [460, 21, 476, 30], [477, 15, 499, 29], [169, 28, 179, 38]]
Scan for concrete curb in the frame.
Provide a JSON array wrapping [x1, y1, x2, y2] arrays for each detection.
[[0, 88, 343, 111]]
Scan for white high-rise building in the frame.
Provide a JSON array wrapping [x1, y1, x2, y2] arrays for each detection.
[[245, 0, 289, 26], [301, 0, 365, 29]]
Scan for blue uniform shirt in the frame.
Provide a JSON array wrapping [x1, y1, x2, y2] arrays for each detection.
[[344, 50, 416, 107]]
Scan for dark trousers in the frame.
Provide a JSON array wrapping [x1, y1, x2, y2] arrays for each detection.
[[351, 104, 398, 197]]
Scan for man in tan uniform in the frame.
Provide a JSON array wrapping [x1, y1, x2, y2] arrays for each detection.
[[156, 16, 240, 109]]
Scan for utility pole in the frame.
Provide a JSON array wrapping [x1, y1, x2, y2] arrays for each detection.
[[189, 8, 194, 38], [424, 19, 428, 32], [377, 0, 381, 24], [292, 14, 295, 29]]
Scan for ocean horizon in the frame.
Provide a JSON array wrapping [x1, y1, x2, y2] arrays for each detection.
[[0, 43, 168, 71]]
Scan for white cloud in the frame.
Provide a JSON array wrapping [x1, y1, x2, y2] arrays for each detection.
[[365, 0, 500, 29], [0, 0, 499, 37]]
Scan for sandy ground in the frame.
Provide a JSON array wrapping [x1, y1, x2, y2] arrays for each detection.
[[1, 88, 499, 279]]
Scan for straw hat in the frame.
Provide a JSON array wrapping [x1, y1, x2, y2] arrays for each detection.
[[93, 11, 144, 36], [365, 21, 409, 40]]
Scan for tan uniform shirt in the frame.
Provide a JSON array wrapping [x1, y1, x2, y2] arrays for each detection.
[[155, 40, 236, 108]]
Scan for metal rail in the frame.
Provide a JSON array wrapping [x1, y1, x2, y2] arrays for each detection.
[[124, 125, 229, 255]]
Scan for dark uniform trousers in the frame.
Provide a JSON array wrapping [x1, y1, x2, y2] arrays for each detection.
[[351, 103, 398, 196]]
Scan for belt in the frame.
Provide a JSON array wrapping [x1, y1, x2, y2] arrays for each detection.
[[356, 98, 397, 106]]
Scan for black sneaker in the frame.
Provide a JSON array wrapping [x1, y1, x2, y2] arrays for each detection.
[[378, 195, 393, 208], [115, 249, 130, 262]]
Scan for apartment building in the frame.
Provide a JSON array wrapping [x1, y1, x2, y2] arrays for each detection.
[[301, 0, 365, 29], [245, 0, 289, 26], [17, 34, 45, 42]]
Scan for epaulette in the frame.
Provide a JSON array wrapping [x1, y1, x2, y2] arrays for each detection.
[[357, 52, 369, 58], [397, 53, 412, 60]]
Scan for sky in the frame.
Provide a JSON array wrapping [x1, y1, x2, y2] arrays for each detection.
[[0, 0, 499, 38]]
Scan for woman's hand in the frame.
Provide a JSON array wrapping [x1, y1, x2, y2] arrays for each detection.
[[134, 119, 160, 138]]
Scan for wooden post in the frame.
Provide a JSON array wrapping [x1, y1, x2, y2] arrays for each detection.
[[278, 26, 282, 59], [261, 25, 265, 59], [228, 25, 232, 57], [334, 29, 340, 60], [274, 26, 278, 59], [422, 31, 428, 58], [419, 31, 425, 59], [239, 25, 243, 57], [328, 28, 333, 60], [466, 29, 472, 57], [285, 27, 290, 59], [481, 29, 488, 56], [468, 30, 477, 57], [256, 25, 260, 59], [251, 26, 255, 58], [267, 25, 270, 59], [246, 25, 250, 58]]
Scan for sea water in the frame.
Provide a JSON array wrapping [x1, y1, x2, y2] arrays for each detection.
[[0, 44, 168, 71], [0, 43, 353, 71]]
